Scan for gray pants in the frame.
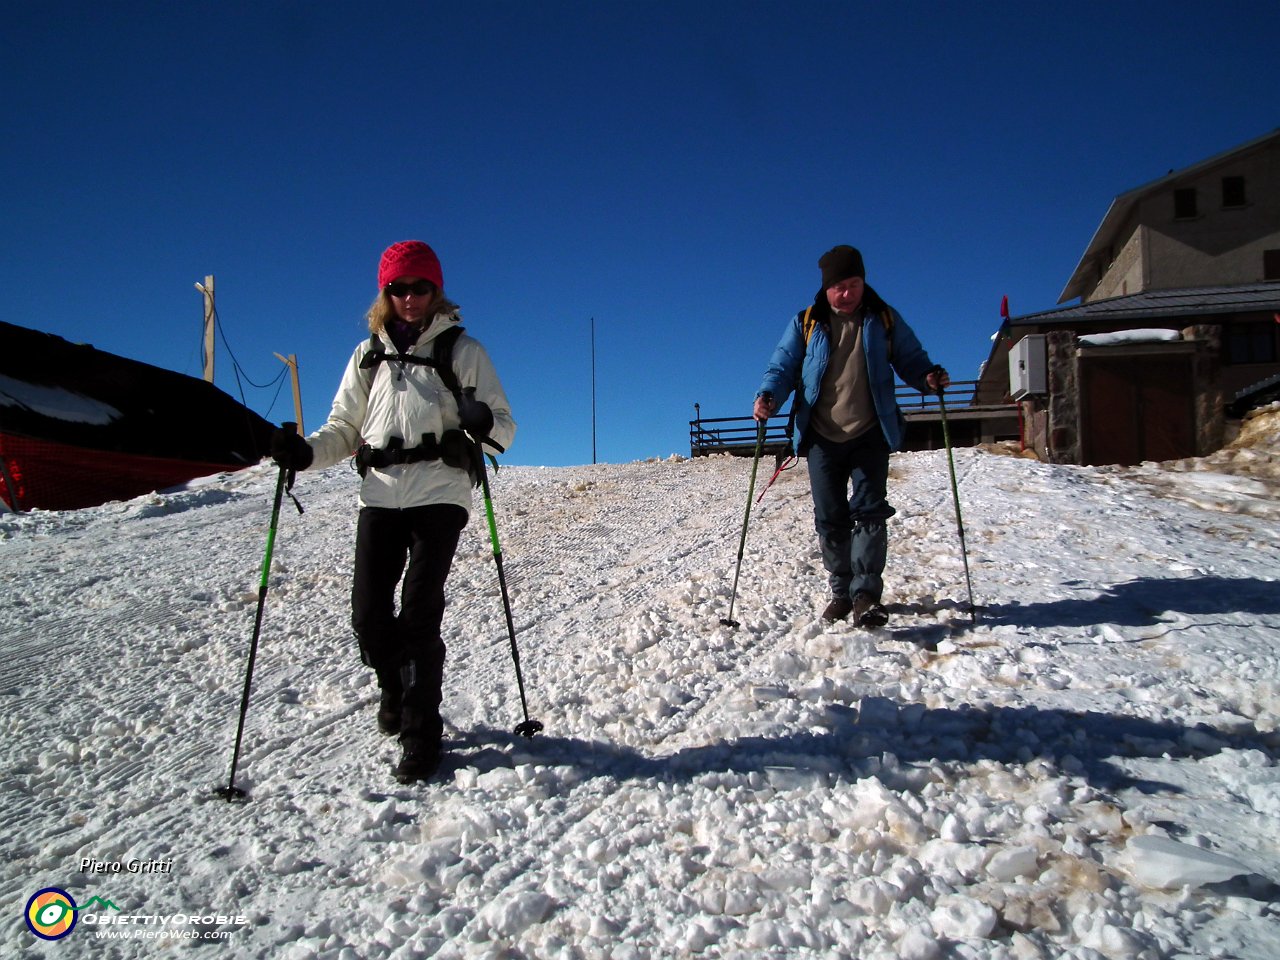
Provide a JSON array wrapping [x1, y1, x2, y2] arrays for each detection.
[[807, 430, 894, 601]]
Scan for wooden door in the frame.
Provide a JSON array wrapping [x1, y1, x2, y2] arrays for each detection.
[[1080, 354, 1195, 466]]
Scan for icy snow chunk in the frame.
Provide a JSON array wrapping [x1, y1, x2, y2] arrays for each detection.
[[361, 799, 398, 831], [475, 767, 522, 791], [751, 684, 789, 703], [847, 877, 896, 916], [929, 895, 998, 939], [271, 851, 305, 874], [760, 865, 810, 892], [1124, 834, 1251, 889], [724, 878, 763, 916], [858, 696, 899, 727], [939, 814, 968, 842], [744, 920, 783, 949], [770, 652, 808, 678], [765, 765, 820, 791], [897, 925, 943, 960], [381, 837, 463, 886], [986, 845, 1040, 881], [1072, 911, 1149, 957], [1245, 781, 1280, 816], [477, 891, 556, 937], [917, 840, 987, 883]]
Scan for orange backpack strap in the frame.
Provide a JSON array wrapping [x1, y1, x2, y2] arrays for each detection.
[[801, 306, 817, 344]]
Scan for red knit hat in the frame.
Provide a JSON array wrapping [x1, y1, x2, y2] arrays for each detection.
[[377, 240, 443, 290]]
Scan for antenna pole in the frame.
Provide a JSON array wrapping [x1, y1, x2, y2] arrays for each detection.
[[591, 317, 597, 464]]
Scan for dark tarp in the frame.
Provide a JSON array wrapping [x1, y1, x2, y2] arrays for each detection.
[[0, 320, 278, 510]]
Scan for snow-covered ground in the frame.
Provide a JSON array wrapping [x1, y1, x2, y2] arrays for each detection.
[[3, 407, 1279, 959]]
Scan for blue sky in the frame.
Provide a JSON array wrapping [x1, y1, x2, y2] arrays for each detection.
[[4, 1, 1278, 467]]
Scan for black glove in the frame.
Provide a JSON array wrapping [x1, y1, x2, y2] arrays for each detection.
[[270, 427, 314, 471], [457, 387, 494, 439]]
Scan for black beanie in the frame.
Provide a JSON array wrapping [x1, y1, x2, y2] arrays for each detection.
[[818, 245, 865, 289]]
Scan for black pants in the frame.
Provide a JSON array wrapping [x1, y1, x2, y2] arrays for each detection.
[[351, 504, 467, 746]]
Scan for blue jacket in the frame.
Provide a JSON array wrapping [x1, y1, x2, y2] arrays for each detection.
[[757, 294, 938, 453]]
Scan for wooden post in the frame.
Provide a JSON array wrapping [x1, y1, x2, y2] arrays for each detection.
[[273, 353, 304, 435], [197, 275, 215, 383]]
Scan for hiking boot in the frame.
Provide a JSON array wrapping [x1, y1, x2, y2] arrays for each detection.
[[377, 687, 401, 736], [393, 741, 440, 784], [852, 591, 889, 628], [821, 596, 853, 621]]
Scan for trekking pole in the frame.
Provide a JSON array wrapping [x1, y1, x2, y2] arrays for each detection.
[[753, 395, 800, 505], [936, 390, 977, 623], [720, 419, 767, 628], [216, 423, 302, 801], [474, 443, 543, 739]]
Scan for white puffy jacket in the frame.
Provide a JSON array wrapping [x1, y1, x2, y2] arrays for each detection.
[[307, 314, 515, 515]]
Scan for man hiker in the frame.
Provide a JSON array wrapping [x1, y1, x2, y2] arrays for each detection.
[[753, 245, 948, 627]]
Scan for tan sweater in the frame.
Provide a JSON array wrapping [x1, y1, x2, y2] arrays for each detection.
[[809, 309, 877, 443]]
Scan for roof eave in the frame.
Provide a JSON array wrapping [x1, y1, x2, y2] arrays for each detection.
[[1058, 128, 1280, 304]]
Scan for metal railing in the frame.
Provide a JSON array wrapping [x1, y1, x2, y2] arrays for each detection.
[[893, 379, 979, 409], [689, 381, 999, 456], [689, 414, 791, 457]]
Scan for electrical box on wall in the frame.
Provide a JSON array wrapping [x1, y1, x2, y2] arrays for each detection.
[[1009, 334, 1047, 399]]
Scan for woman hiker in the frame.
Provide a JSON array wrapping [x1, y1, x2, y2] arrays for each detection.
[[271, 240, 516, 783]]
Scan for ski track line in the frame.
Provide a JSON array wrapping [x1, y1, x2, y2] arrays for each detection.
[[439, 460, 752, 730], [412, 466, 1007, 957], [595, 453, 975, 750], [424, 777, 660, 952], [0, 658, 375, 904], [291, 460, 805, 949]]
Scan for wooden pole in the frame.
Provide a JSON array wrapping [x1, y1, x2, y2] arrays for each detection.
[[198, 275, 215, 383], [273, 353, 304, 435]]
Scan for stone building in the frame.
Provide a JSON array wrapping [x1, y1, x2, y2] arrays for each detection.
[[976, 131, 1280, 466]]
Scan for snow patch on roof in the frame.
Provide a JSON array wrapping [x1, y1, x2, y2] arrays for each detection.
[[0, 373, 121, 425], [1079, 329, 1183, 347]]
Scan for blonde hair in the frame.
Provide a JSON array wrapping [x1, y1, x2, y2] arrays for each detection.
[[366, 288, 461, 336]]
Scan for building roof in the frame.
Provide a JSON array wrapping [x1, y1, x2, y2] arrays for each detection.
[[974, 281, 1280, 399], [1058, 129, 1280, 304], [1014, 282, 1280, 327]]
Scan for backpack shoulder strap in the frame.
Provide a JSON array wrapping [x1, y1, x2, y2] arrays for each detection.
[[430, 325, 465, 402], [879, 309, 894, 363], [357, 333, 385, 392], [357, 325, 467, 399], [801, 303, 891, 357]]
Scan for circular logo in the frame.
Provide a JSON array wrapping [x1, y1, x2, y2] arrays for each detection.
[[26, 888, 78, 941]]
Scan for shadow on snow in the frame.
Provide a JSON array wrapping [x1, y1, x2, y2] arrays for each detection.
[[454, 699, 1275, 800], [978, 575, 1280, 630]]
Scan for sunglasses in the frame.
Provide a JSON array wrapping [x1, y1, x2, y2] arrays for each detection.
[[385, 280, 436, 298]]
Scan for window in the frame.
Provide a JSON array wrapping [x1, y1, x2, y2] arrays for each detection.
[[1222, 176, 1247, 208], [1265, 249, 1280, 281], [1225, 321, 1277, 365], [1174, 188, 1198, 219]]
